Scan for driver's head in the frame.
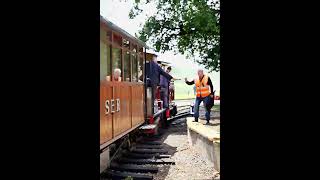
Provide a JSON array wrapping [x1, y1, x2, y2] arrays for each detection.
[[197, 69, 204, 78], [166, 66, 172, 73], [152, 56, 157, 62]]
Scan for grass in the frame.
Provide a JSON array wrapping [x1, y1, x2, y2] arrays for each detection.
[[175, 94, 195, 100], [212, 105, 220, 111], [174, 81, 196, 100]]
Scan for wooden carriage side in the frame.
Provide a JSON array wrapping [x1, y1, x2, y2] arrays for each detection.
[[100, 16, 146, 149]]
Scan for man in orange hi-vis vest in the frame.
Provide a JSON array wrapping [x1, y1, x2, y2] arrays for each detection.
[[185, 69, 214, 125]]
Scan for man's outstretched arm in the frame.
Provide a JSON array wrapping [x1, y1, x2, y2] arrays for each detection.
[[185, 78, 195, 85]]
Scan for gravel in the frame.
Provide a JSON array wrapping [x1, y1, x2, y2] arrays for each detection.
[[153, 109, 220, 180]]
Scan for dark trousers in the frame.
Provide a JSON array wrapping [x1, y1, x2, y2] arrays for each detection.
[[160, 87, 169, 109], [152, 85, 157, 101], [194, 96, 211, 122]]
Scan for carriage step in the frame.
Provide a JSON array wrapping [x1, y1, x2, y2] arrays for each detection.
[[139, 124, 157, 130]]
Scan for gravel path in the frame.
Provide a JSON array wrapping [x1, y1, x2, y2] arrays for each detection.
[[153, 110, 220, 180]]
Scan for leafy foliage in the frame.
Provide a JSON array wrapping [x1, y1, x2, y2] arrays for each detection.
[[129, 0, 220, 72]]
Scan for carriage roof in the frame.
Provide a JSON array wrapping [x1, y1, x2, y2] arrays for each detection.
[[100, 15, 149, 49]]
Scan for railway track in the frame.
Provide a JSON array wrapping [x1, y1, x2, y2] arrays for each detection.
[[101, 135, 175, 180], [100, 105, 191, 180]]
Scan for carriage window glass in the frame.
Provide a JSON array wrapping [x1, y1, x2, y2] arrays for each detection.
[[100, 41, 111, 81], [112, 48, 122, 80], [100, 28, 106, 41], [138, 47, 143, 58], [131, 44, 137, 53], [131, 53, 138, 82], [106, 30, 112, 41], [101, 28, 112, 42], [113, 33, 122, 47], [123, 51, 131, 82], [138, 56, 144, 82], [123, 38, 130, 49]]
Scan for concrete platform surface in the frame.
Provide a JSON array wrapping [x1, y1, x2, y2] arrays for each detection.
[[187, 117, 220, 172], [186, 117, 220, 142]]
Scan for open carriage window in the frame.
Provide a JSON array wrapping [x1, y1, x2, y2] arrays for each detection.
[[139, 47, 143, 54], [113, 33, 122, 47], [131, 53, 138, 82], [138, 55, 144, 82], [112, 48, 122, 81], [100, 28, 111, 42], [100, 40, 111, 81], [106, 30, 112, 41], [131, 44, 137, 53], [123, 38, 130, 49], [123, 51, 131, 82]]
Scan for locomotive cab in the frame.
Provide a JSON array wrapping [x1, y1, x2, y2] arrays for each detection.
[[144, 53, 177, 120]]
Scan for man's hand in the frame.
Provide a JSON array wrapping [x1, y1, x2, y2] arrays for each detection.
[[210, 94, 214, 98]]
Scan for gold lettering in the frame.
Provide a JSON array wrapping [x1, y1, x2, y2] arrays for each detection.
[[105, 100, 110, 115], [111, 99, 115, 113], [116, 99, 120, 112]]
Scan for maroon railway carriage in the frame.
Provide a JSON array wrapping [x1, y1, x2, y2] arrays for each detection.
[[100, 16, 177, 172]]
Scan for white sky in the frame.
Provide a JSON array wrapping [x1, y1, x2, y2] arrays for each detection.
[[100, 0, 220, 91]]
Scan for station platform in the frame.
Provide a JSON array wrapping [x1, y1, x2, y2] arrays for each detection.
[[187, 117, 220, 172]]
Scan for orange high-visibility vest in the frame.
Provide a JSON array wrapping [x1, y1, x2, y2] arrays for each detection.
[[195, 75, 211, 97]]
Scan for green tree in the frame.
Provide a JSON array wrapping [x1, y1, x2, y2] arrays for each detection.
[[129, 0, 220, 72]]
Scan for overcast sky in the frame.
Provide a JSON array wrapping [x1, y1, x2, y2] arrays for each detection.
[[100, 0, 220, 91]]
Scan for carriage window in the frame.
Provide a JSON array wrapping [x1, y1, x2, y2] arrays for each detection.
[[139, 47, 143, 53], [123, 51, 131, 82], [138, 46, 144, 57], [131, 53, 138, 82], [113, 34, 122, 47], [131, 44, 137, 53], [100, 29, 106, 41], [100, 41, 111, 81], [100, 28, 112, 42], [106, 30, 112, 41], [123, 39, 130, 49], [112, 48, 122, 80], [138, 56, 144, 82]]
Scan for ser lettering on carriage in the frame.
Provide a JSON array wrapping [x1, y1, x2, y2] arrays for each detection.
[[105, 99, 120, 115]]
